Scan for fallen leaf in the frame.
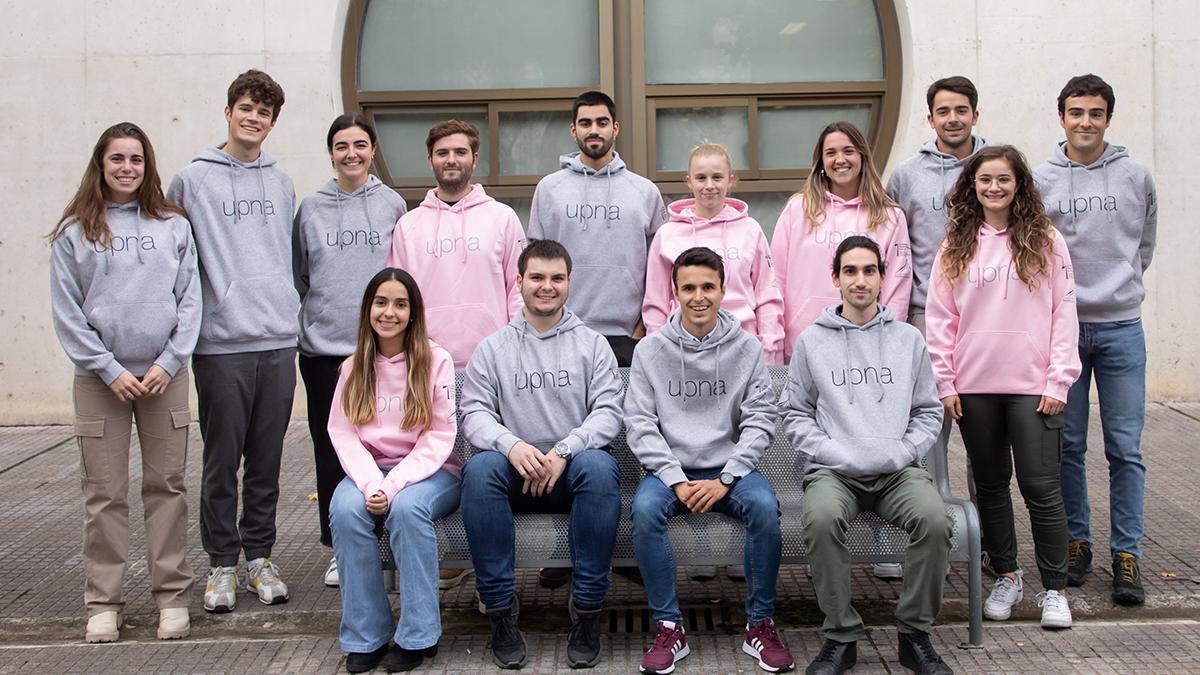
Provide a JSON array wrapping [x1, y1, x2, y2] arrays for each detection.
[[307, 492, 318, 501], [1159, 571, 1180, 579]]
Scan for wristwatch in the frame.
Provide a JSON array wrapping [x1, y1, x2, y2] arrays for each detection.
[[719, 472, 737, 487], [553, 441, 572, 460]]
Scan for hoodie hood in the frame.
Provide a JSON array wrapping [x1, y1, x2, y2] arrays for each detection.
[[560, 150, 628, 177], [667, 197, 747, 224]]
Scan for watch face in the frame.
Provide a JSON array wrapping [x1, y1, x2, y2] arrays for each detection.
[[720, 472, 734, 486]]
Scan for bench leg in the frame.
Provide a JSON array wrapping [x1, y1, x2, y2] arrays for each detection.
[[947, 497, 984, 649]]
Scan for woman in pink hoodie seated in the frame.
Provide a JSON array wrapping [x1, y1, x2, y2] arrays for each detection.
[[327, 267, 461, 673], [770, 121, 912, 363], [926, 145, 1080, 632], [642, 142, 785, 364]]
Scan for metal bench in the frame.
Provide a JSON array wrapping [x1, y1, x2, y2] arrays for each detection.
[[377, 367, 983, 647]]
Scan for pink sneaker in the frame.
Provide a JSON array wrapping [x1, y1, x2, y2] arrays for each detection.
[[742, 618, 794, 672], [640, 620, 689, 674]]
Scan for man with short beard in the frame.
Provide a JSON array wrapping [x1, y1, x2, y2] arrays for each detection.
[[528, 90, 667, 368]]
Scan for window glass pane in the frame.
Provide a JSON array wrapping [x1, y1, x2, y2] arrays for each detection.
[[375, 111, 489, 180], [499, 111, 576, 176], [655, 107, 749, 172], [661, 189, 793, 241], [758, 104, 872, 170], [497, 197, 533, 231], [360, 0, 600, 91], [644, 0, 883, 84]]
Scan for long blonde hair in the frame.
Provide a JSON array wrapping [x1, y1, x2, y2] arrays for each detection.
[[341, 268, 434, 432], [798, 121, 896, 232]]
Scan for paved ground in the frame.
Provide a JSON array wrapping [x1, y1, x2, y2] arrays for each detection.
[[2, 402, 1199, 672]]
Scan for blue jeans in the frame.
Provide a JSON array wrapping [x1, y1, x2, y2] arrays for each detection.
[[329, 470, 461, 652], [1062, 318, 1147, 558], [631, 469, 782, 623], [461, 448, 621, 610]]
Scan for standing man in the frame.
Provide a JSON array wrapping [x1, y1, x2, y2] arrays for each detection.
[[167, 69, 297, 612], [528, 90, 667, 367], [625, 247, 794, 674], [1035, 74, 1157, 605], [782, 236, 951, 675], [460, 239, 624, 669], [884, 75, 987, 580]]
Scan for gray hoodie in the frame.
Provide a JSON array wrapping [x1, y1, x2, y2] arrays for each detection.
[[1034, 142, 1157, 322], [886, 136, 987, 309], [528, 152, 668, 337], [624, 308, 776, 486], [50, 203, 202, 384], [780, 304, 942, 479], [461, 309, 623, 456], [167, 145, 298, 354], [293, 175, 406, 356]]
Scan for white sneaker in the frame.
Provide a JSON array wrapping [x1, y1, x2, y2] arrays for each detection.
[[984, 573, 1024, 620], [324, 557, 339, 587], [873, 563, 904, 580], [1038, 590, 1072, 629], [204, 566, 238, 613], [246, 558, 290, 605], [157, 607, 190, 640], [85, 610, 120, 643]]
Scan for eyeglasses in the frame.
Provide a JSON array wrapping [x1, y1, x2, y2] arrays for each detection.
[[974, 175, 1015, 188]]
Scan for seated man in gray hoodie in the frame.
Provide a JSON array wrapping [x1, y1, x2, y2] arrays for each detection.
[[626, 246, 794, 675], [782, 236, 951, 675], [460, 239, 624, 670]]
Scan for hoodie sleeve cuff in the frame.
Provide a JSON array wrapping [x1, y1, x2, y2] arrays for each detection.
[[721, 458, 755, 479], [1042, 383, 1069, 404], [154, 354, 184, 378], [656, 465, 688, 488], [362, 479, 384, 501], [563, 432, 587, 457], [98, 361, 127, 387], [494, 433, 521, 457], [379, 478, 402, 502], [936, 381, 958, 399]]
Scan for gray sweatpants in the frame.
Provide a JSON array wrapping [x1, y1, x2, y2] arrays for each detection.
[[193, 348, 296, 567]]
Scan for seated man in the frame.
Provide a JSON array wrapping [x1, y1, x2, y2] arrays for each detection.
[[626, 246, 794, 674], [460, 239, 624, 670], [781, 236, 952, 675]]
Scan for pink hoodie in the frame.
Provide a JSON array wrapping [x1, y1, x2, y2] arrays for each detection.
[[328, 341, 462, 501], [642, 198, 785, 364], [387, 184, 524, 368], [925, 224, 1081, 401], [770, 193, 912, 362]]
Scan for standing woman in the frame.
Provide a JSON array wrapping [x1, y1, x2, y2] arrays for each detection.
[[770, 121, 912, 362], [926, 145, 1080, 629], [50, 122, 201, 643], [328, 268, 461, 673], [294, 114, 407, 586]]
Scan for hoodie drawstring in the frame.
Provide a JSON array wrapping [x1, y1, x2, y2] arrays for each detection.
[[360, 188, 377, 252], [134, 205, 145, 265], [334, 190, 346, 249]]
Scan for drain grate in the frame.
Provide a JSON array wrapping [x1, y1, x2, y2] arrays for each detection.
[[606, 605, 737, 634]]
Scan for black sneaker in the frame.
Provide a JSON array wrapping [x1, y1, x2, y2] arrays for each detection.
[[897, 631, 953, 675], [1067, 540, 1092, 587], [567, 598, 604, 668], [1112, 553, 1146, 605], [538, 566, 573, 589], [486, 594, 528, 669], [805, 639, 855, 675], [381, 643, 438, 672], [345, 644, 388, 673]]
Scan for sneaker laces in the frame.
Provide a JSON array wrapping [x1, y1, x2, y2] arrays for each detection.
[[569, 610, 600, 646], [1036, 590, 1066, 611], [753, 619, 782, 647], [210, 566, 235, 590], [254, 560, 281, 585], [815, 640, 840, 662], [1068, 541, 1087, 567], [906, 632, 947, 665], [991, 574, 1021, 599], [651, 623, 680, 651], [1116, 554, 1139, 583]]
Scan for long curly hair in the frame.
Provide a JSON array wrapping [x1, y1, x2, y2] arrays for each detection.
[[940, 145, 1053, 291], [798, 121, 897, 232]]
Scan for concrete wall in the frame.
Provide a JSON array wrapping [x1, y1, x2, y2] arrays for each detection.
[[1, 0, 1196, 423]]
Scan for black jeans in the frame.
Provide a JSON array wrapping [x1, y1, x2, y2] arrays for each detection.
[[958, 393, 1068, 589], [299, 354, 349, 548]]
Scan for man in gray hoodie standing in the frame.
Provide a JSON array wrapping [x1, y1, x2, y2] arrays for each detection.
[[626, 247, 793, 675], [460, 239, 624, 670], [1034, 74, 1157, 606], [528, 90, 667, 367], [167, 69, 296, 614], [783, 237, 950, 675]]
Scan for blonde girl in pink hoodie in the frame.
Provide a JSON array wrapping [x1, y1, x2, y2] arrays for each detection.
[[642, 142, 785, 363], [926, 145, 1080, 631], [770, 122, 912, 362], [327, 267, 461, 672]]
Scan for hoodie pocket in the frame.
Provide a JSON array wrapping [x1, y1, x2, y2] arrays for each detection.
[[570, 265, 638, 328], [1072, 259, 1141, 309], [204, 275, 300, 342], [86, 301, 178, 367], [302, 304, 358, 352], [952, 331, 1047, 393], [815, 437, 910, 476]]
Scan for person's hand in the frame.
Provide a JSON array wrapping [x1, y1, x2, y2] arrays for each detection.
[[510, 441, 551, 490], [941, 395, 962, 420], [529, 451, 568, 497], [108, 371, 149, 402], [1037, 395, 1065, 416], [366, 490, 389, 515], [141, 365, 172, 396], [672, 481, 697, 506], [682, 479, 729, 514]]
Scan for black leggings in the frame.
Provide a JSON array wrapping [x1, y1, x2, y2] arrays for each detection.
[[299, 354, 348, 548], [958, 393, 1068, 590]]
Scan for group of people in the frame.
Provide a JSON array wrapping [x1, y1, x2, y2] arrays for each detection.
[[49, 68, 1155, 675]]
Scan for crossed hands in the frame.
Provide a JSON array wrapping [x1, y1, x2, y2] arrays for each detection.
[[673, 479, 729, 515], [108, 365, 172, 402], [509, 441, 568, 497]]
